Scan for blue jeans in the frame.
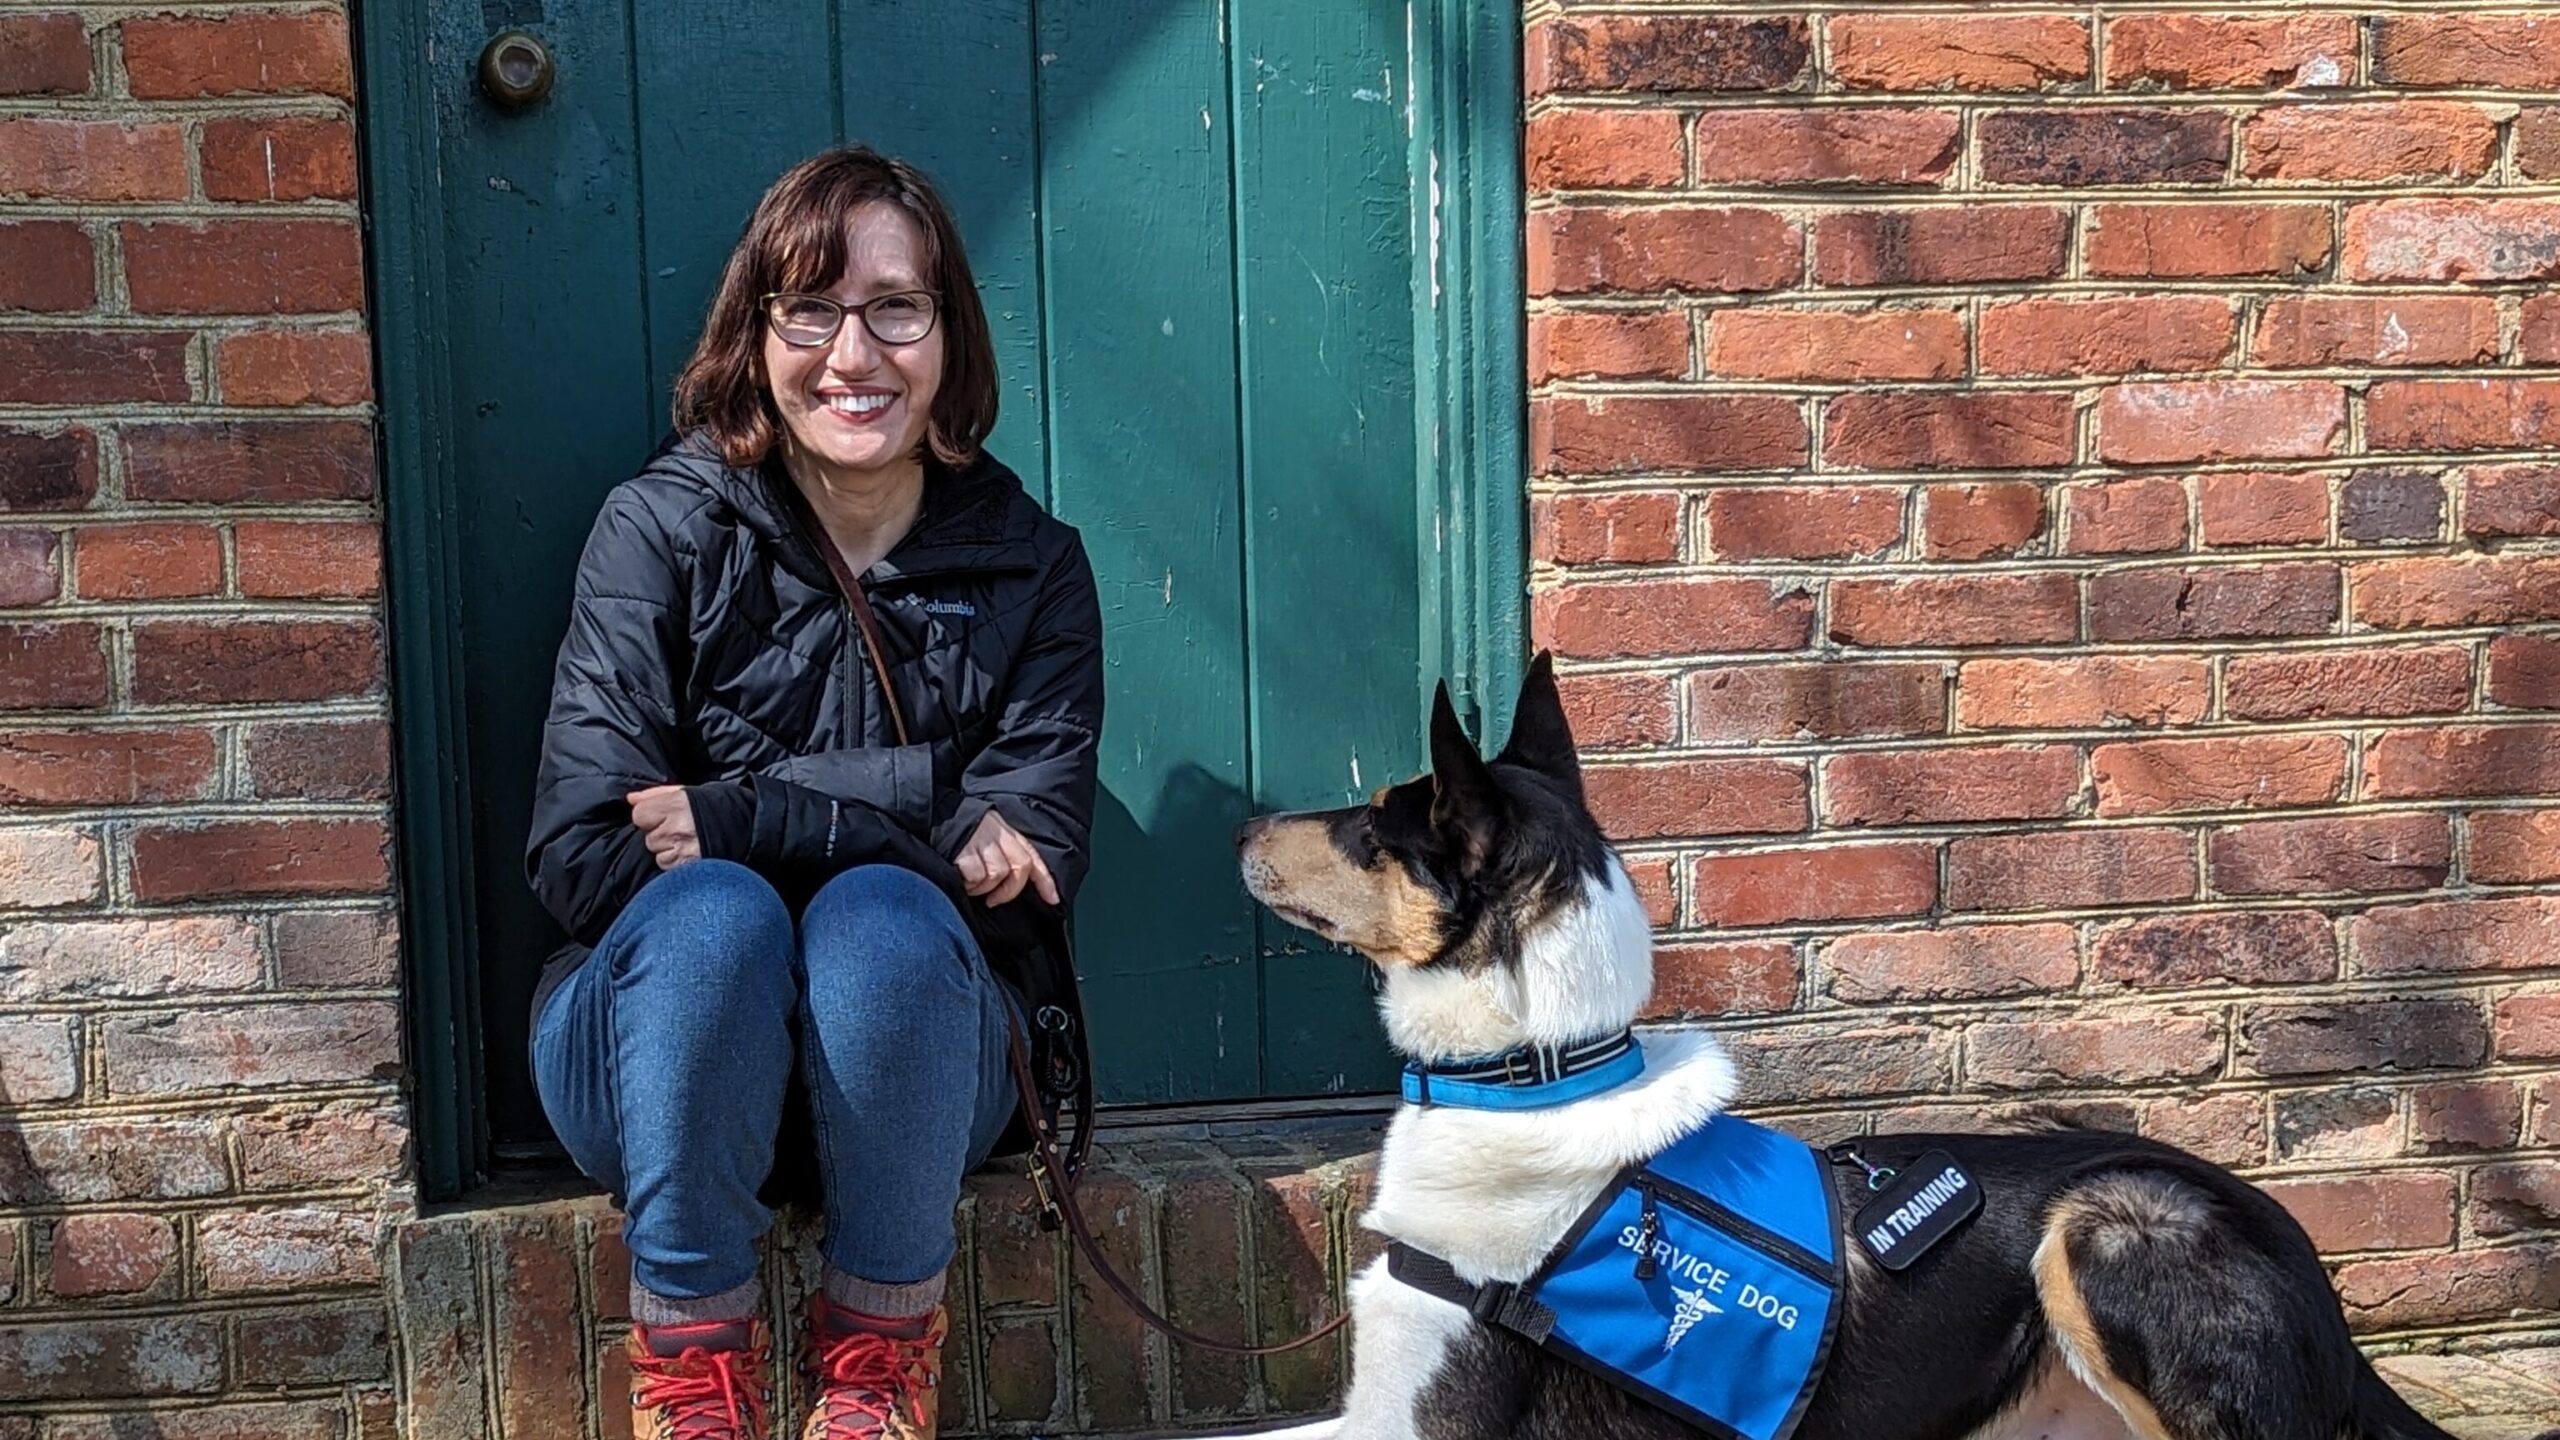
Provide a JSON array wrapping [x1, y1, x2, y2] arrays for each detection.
[[534, 860, 1018, 1302]]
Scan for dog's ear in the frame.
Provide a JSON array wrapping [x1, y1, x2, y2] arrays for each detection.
[[1429, 680, 1499, 855], [1496, 651, 1582, 795]]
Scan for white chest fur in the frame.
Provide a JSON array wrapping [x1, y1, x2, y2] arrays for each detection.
[[1334, 856, 1739, 1437], [1362, 1031, 1738, 1282], [1335, 1032, 1740, 1437]]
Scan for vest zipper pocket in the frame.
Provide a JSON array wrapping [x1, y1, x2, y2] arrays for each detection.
[[1631, 1185, 1662, 1279], [1638, 1172, 1832, 1283]]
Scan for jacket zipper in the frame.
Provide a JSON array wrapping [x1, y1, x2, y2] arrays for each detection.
[[1634, 1174, 1832, 1284], [841, 597, 863, 745], [779, 489, 872, 748]]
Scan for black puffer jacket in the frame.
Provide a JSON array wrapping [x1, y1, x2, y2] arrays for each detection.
[[524, 430, 1101, 1121]]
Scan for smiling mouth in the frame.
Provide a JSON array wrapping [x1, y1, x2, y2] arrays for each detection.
[[820, 393, 894, 418]]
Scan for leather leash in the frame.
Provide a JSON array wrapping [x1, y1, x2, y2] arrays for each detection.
[[1004, 1020, 1350, 1357], [788, 478, 1347, 1356]]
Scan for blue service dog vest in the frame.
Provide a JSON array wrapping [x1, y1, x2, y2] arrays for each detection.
[[1389, 1112, 1841, 1440]]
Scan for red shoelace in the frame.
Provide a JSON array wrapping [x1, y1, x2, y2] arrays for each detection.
[[808, 1327, 935, 1438], [630, 1341, 771, 1440]]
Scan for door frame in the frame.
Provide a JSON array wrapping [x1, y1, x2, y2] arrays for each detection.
[[357, 0, 1526, 1199]]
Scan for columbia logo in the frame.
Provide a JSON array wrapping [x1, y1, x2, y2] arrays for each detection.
[[921, 600, 975, 617]]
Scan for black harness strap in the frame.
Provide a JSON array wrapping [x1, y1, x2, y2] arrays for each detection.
[[1385, 1242, 1558, 1342]]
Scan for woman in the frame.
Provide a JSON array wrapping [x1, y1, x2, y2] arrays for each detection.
[[525, 147, 1101, 1440]]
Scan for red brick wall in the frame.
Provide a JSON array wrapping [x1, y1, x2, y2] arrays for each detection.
[[0, 2, 403, 1430], [8, 0, 2560, 1430], [1529, 4, 2560, 1339]]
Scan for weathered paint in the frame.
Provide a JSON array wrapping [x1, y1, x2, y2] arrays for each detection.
[[372, 0, 1519, 1153]]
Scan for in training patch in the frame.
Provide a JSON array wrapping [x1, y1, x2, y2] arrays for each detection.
[[1851, 1150, 1980, 1271]]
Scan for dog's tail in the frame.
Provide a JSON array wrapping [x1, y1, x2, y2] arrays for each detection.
[[2345, 1358, 2485, 1440]]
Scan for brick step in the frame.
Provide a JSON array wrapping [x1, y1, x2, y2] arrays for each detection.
[[390, 1120, 1382, 1439], [2376, 1349, 2560, 1436], [384, 1118, 2560, 1439]]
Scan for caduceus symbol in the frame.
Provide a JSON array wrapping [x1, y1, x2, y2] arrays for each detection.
[[1664, 1286, 1721, 1352]]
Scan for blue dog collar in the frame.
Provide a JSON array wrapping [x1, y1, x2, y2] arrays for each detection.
[[1402, 1031, 1647, 1110]]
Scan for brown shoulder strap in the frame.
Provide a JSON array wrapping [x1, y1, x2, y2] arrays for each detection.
[[781, 480, 911, 747], [787, 480, 1275, 1350]]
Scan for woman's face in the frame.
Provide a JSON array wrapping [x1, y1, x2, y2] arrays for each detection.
[[762, 200, 945, 483]]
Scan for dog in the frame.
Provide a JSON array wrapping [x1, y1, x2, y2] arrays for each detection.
[[1235, 654, 2516, 1440]]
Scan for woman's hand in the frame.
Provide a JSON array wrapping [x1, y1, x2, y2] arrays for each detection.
[[957, 809, 1058, 907], [627, 785, 702, 870]]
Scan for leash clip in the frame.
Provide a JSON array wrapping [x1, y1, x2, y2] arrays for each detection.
[[1026, 1154, 1065, 1232], [1824, 1141, 1900, 1193]]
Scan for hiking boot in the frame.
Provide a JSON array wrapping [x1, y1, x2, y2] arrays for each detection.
[[627, 1317, 774, 1440], [800, 1299, 945, 1440]]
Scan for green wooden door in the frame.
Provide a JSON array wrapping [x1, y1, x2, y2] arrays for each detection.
[[375, 0, 1519, 1163]]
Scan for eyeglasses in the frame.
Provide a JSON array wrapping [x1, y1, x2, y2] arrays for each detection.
[[761, 290, 939, 348]]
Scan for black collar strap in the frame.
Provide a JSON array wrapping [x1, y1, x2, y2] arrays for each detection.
[[1401, 1029, 1641, 1109]]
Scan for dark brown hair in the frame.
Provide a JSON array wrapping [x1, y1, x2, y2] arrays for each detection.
[[673, 146, 998, 468]]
